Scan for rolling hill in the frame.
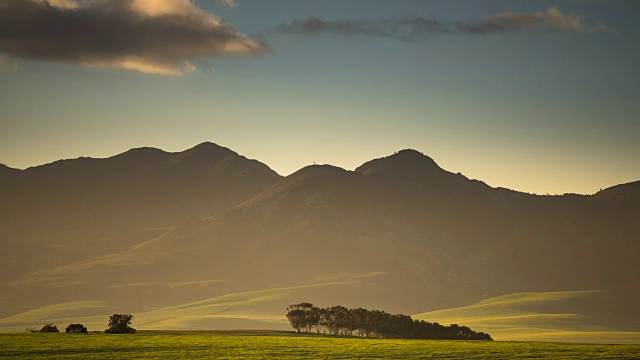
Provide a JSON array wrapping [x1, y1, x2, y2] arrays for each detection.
[[414, 291, 640, 344], [1, 145, 638, 343]]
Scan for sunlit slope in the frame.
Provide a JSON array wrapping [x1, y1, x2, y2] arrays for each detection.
[[414, 291, 640, 344], [0, 281, 369, 332]]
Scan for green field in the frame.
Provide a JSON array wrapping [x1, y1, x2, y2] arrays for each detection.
[[2, 332, 639, 359]]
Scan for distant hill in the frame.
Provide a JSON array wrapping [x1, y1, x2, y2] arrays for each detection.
[[1, 144, 638, 343]]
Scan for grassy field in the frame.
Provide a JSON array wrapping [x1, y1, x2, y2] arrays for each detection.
[[1, 332, 639, 359]]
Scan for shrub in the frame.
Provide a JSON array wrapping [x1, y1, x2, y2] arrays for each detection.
[[39, 323, 59, 333], [65, 323, 88, 333]]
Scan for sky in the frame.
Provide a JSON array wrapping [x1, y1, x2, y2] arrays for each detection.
[[1, 0, 639, 195]]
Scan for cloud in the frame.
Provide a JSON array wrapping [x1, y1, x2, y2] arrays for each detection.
[[456, 7, 590, 34], [217, 0, 238, 8], [592, 21, 616, 34], [33, 0, 78, 9], [0, 0, 266, 75], [274, 15, 448, 42], [272, 8, 612, 40]]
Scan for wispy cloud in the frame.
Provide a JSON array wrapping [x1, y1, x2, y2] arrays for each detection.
[[217, 0, 238, 9], [456, 7, 588, 34], [272, 8, 612, 40], [0, 0, 266, 75], [274, 15, 448, 42], [592, 21, 616, 34]]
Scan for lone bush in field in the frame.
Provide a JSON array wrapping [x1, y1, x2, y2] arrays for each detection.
[[39, 323, 59, 333], [105, 314, 136, 334], [65, 323, 88, 333]]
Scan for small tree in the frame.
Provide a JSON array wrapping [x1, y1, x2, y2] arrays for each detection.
[[105, 314, 136, 334], [39, 323, 59, 333], [65, 323, 88, 333]]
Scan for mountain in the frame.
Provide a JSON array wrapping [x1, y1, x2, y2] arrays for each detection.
[[0, 142, 282, 285], [1, 146, 638, 342]]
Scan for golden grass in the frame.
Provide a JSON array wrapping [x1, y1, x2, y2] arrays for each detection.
[[0, 282, 347, 332], [413, 291, 640, 344]]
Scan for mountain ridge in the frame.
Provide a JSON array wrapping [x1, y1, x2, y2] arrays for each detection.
[[4, 144, 638, 198], [0, 142, 282, 288]]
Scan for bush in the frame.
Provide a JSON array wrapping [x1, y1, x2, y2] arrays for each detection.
[[39, 323, 59, 333], [65, 323, 88, 333]]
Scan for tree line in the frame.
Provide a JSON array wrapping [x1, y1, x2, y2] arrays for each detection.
[[28, 314, 135, 334], [286, 303, 492, 340]]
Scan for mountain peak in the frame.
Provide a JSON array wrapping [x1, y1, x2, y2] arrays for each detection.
[[186, 142, 237, 156], [591, 180, 640, 207], [391, 149, 437, 163], [355, 149, 444, 179], [291, 164, 349, 177], [0, 163, 19, 175], [190, 141, 231, 151], [107, 147, 171, 167], [395, 148, 431, 157], [118, 146, 167, 157], [170, 142, 238, 166]]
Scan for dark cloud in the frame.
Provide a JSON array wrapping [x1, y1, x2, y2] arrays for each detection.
[[0, 0, 266, 75], [273, 8, 612, 40], [274, 15, 449, 42]]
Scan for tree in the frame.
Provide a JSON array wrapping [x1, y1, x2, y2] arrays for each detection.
[[65, 323, 88, 334], [39, 323, 59, 333], [285, 304, 307, 333], [105, 314, 136, 334], [286, 303, 321, 333]]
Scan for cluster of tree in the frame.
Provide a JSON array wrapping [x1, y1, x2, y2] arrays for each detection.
[[27, 314, 136, 335], [286, 303, 492, 340]]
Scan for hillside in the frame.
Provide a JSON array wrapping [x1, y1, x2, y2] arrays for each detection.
[[1, 146, 638, 343], [0, 143, 282, 308], [414, 291, 640, 344]]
